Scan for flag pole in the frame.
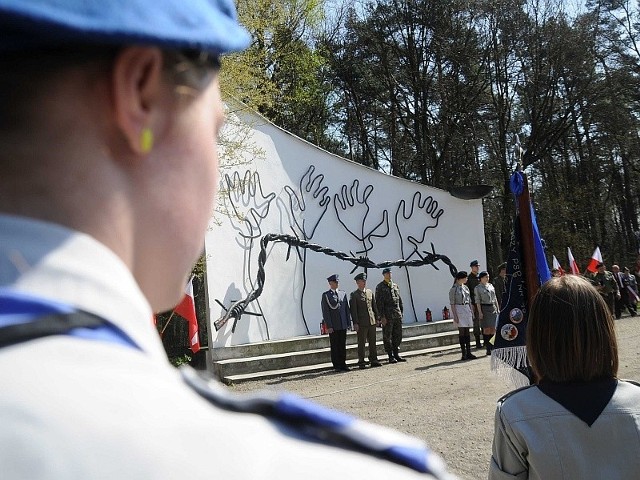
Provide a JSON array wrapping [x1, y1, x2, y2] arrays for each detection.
[[517, 172, 539, 306], [159, 311, 176, 338], [514, 135, 539, 306]]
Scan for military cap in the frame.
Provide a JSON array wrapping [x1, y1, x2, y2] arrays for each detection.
[[0, 0, 250, 54], [470, 260, 479, 267], [455, 271, 468, 280], [382, 267, 392, 274], [354, 272, 367, 281], [596, 262, 604, 268], [478, 271, 489, 279], [498, 262, 507, 271], [327, 274, 339, 282]]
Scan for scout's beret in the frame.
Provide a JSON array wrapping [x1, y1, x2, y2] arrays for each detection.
[[455, 271, 468, 280], [478, 271, 489, 279], [354, 273, 367, 281], [470, 260, 479, 267], [498, 262, 507, 271], [382, 267, 392, 274], [0, 0, 250, 54], [327, 274, 339, 282]]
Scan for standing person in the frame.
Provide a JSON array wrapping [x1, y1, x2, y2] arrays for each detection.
[[591, 262, 619, 316], [350, 272, 382, 369], [489, 275, 640, 479], [624, 267, 639, 316], [467, 260, 482, 349], [474, 271, 499, 356], [612, 264, 633, 318], [492, 263, 507, 309], [375, 267, 406, 363], [449, 271, 476, 361], [0, 2, 457, 478], [321, 274, 352, 372]]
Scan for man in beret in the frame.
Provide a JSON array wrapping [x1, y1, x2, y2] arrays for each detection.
[[350, 272, 382, 369], [467, 260, 483, 349], [321, 274, 352, 371], [492, 262, 507, 310], [375, 268, 406, 363]]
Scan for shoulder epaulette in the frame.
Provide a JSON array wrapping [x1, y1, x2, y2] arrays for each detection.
[[497, 385, 535, 405], [619, 379, 640, 388], [180, 366, 450, 478]]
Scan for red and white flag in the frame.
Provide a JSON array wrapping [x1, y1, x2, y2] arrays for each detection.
[[567, 247, 580, 274], [174, 277, 200, 353], [552, 255, 564, 275], [586, 246, 603, 273]]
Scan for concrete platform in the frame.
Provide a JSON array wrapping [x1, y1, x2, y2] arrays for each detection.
[[210, 319, 462, 384]]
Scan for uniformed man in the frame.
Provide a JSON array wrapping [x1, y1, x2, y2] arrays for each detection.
[[0, 1, 455, 478], [590, 262, 619, 316], [467, 260, 482, 349], [375, 267, 406, 363], [321, 274, 352, 372], [492, 263, 507, 309], [350, 272, 382, 369]]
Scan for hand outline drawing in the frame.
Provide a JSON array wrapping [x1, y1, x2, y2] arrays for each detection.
[[284, 165, 330, 240], [333, 179, 388, 253], [225, 170, 276, 240], [395, 192, 444, 260]]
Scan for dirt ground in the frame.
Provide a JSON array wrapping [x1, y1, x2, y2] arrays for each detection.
[[228, 314, 640, 480]]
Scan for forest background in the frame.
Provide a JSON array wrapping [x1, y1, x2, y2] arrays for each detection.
[[162, 0, 640, 357]]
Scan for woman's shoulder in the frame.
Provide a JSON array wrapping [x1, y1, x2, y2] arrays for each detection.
[[497, 385, 537, 406]]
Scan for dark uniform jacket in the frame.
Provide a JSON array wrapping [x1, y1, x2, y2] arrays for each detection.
[[321, 289, 351, 330], [467, 272, 480, 304], [350, 288, 378, 326], [375, 280, 403, 321]]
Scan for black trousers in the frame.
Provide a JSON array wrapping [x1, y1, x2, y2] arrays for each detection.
[[329, 329, 347, 368]]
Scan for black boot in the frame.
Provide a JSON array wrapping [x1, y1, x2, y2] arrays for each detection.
[[465, 336, 477, 360], [484, 334, 492, 356], [459, 335, 467, 361], [475, 333, 482, 350], [393, 349, 407, 362], [388, 353, 397, 364]]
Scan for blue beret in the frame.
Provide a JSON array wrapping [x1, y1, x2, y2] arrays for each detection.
[[327, 274, 339, 283], [0, 0, 250, 54]]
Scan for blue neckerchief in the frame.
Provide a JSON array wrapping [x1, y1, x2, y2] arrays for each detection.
[[0, 288, 139, 350]]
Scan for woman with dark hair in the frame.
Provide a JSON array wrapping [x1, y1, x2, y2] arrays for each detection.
[[449, 270, 476, 360], [489, 275, 640, 479]]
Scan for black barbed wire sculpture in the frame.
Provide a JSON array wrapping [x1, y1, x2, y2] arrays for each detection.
[[214, 233, 458, 333]]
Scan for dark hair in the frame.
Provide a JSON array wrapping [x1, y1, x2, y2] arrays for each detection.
[[455, 271, 468, 280], [527, 275, 618, 383]]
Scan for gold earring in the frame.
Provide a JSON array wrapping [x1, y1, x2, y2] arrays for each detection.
[[140, 128, 154, 153]]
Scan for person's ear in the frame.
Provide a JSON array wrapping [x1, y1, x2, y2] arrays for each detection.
[[110, 47, 164, 156]]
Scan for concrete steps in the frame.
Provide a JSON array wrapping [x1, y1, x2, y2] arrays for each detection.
[[209, 319, 461, 384]]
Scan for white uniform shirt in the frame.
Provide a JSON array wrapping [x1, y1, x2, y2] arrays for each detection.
[[490, 381, 640, 479], [0, 215, 453, 480]]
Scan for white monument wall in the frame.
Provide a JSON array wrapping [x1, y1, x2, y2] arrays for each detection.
[[205, 112, 486, 348]]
